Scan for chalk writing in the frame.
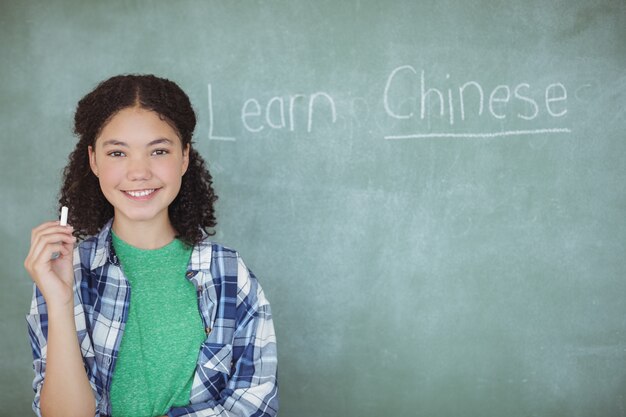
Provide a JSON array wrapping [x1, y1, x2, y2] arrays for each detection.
[[209, 84, 337, 141], [207, 66, 571, 141], [207, 84, 235, 141], [383, 66, 568, 123]]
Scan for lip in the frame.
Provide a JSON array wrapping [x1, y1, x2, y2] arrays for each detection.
[[122, 188, 161, 201]]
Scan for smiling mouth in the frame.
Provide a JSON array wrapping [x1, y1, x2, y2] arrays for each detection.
[[123, 188, 158, 198]]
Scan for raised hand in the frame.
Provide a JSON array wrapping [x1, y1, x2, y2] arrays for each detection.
[[24, 221, 77, 309]]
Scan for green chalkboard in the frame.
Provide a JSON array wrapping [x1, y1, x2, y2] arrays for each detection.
[[1, 1, 625, 416]]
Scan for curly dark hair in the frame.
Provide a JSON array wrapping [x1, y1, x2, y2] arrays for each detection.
[[59, 74, 217, 245]]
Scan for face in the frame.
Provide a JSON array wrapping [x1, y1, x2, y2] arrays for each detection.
[[88, 107, 189, 231]]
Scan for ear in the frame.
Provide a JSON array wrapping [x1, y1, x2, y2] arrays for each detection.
[[181, 143, 190, 175], [88, 145, 99, 177]]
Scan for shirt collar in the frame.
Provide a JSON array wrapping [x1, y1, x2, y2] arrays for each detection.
[[89, 218, 213, 273], [188, 229, 213, 274], [90, 218, 119, 270]]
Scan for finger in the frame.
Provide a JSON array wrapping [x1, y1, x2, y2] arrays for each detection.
[[27, 233, 76, 270], [26, 223, 75, 272], [31, 221, 67, 235], [28, 236, 73, 261], [26, 241, 66, 278], [29, 228, 76, 257], [31, 222, 74, 244], [25, 244, 75, 289], [56, 238, 75, 255], [29, 241, 74, 277], [31, 225, 75, 247], [56, 242, 75, 259]]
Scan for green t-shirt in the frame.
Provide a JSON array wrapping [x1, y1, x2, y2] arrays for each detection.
[[110, 232, 206, 417]]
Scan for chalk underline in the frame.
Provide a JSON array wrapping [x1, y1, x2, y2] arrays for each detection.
[[384, 128, 572, 140]]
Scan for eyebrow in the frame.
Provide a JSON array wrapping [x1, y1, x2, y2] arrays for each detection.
[[101, 138, 175, 147]]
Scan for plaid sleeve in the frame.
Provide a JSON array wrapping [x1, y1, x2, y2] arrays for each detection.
[[25, 284, 48, 417], [167, 254, 279, 417]]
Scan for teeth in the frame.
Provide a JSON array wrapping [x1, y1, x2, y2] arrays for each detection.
[[126, 189, 155, 197]]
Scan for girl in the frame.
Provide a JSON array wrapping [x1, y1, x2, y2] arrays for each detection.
[[24, 75, 278, 417]]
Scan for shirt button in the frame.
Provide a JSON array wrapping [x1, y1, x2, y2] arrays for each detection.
[[186, 271, 196, 278], [205, 327, 212, 335]]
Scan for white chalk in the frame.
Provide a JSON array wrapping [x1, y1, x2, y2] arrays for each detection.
[[60, 206, 68, 226], [51, 207, 69, 260]]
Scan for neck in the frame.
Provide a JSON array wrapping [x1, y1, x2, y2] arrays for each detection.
[[112, 217, 177, 249]]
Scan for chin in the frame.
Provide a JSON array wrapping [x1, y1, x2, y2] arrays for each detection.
[[116, 208, 169, 224]]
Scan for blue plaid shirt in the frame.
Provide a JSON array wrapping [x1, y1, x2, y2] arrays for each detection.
[[26, 220, 279, 416]]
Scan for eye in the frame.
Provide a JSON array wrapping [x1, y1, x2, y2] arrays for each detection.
[[152, 149, 169, 156], [107, 151, 125, 157]]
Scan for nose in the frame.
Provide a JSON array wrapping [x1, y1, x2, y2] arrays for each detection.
[[126, 156, 152, 181]]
